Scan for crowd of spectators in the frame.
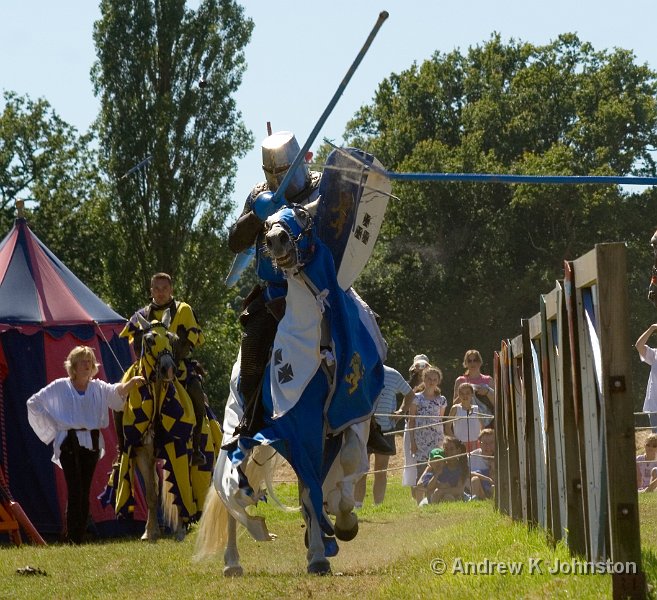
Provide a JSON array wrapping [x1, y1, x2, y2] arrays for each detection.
[[358, 349, 497, 507]]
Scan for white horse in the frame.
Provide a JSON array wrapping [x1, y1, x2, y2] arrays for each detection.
[[195, 203, 382, 574]]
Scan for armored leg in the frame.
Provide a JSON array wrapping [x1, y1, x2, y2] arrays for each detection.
[[235, 291, 280, 437]]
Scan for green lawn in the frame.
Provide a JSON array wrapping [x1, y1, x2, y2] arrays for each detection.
[[1, 478, 655, 599]]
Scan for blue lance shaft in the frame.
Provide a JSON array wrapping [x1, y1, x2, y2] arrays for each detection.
[[331, 149, 657, 186], [383, 172, 657, 185], [325, 145, 657, 186], [225, 10, 389, 287]]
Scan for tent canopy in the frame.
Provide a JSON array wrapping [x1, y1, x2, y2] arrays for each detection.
[[0, 217, 142, 539], [0, 217, 125, 328]]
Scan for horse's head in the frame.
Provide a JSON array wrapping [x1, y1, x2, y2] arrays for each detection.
[[136, 310, 178, 383], [264, 203, 317, 272]]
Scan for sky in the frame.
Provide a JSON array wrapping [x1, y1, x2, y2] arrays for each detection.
[[2, 1, 657, 215]]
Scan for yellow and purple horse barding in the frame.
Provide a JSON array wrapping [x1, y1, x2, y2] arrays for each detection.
[[110, 313, 221, 540]]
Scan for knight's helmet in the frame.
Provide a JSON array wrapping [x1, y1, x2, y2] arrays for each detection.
[[261, 131, 309, 199]]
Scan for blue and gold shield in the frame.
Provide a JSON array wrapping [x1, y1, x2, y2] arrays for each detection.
[[315, 148, 391, 290]]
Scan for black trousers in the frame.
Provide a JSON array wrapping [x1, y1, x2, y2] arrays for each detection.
[[59, 431, 99, 544]]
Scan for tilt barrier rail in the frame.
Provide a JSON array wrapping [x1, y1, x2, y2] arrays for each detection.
[[494, 242, 645, 599]]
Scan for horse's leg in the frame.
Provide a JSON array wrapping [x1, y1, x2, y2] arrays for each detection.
[[223, 513, 244, 577], [300, 484, 330, 575], [170, 506, 186, 542], [193, 483, 242, 575], [135, 444, 160, 542], [334, 424, 366, 541], [159, 467, 186, 541]]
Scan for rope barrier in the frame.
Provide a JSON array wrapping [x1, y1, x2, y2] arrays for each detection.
[[377, 411, 494, 436], [272, 449, 494, 482]]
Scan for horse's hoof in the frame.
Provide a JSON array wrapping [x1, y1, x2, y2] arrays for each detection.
[[174, 529, 186, 542], [334, 514, 358, 542], [307, 559, 331, 575], [223, 565, 244, 577], [141, 531, 159, 543], [333, 519, 358, 542]]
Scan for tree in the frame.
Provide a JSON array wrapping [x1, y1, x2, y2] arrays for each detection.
[[91, 0, 253, 317], [91, 0, 255, 410], [0, 91, 114, 296], [336, 34, 657, 392]]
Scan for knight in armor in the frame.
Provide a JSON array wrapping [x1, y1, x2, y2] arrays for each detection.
[[116, 272, 208, 466], [228, 131, 321, 437], [227, 131, 392, 454]]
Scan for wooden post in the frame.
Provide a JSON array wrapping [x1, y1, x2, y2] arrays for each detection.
[[557, 274, 587, 556], [594, 243, 645, 599], [540, 289, 562, 542], [495, 244, 644, 598], [573, 249, 608, 560], [495, 346, 511, 516], [511, 337, 527, 521], [503, 339, 523, 519], [565, 258, 595, 559], [521, 319, 539, 526]]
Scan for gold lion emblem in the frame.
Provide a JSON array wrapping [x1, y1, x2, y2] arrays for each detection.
[[328, 190, 354, 239], [344, 352, 364, 394]]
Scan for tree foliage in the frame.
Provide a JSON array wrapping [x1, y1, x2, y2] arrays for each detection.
[[336, 33, 657, 395], [0, 91, 114, 296], [91, 0, 253, 317]]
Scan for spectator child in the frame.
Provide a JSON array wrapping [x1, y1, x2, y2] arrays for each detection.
[[469, 428, 495, 499], [445, 382, 482, 452], [425, 436, 469, 503], [637, 434, 657, 492], [402, 366, 447, 501], [452, 349, 495, 427], [416, 447, 445, 505]]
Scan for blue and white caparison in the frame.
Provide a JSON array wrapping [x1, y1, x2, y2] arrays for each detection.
[[198, 201, 385, 575]]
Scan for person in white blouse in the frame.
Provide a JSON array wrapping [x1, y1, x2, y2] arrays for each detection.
[[27, 346, 143, 543], [636, 323, 657, 433]]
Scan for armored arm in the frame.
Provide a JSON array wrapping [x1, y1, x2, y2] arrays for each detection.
[[228, 211, 263, 253], [229, 183, 285, 254]]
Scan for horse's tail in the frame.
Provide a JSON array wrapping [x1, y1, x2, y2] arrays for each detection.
[[193, 486, 228, 561], [246, 446, 299, 513]]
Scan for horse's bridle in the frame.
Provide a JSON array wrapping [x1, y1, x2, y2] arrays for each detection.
[[264, 205, 315, 271], [138, 323, 177, 383]]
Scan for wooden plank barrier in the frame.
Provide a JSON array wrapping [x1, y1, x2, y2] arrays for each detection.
[[495, 243, 645, 599]]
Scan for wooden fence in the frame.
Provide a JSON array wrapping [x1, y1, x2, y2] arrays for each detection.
[[495, 242, 645, 599]]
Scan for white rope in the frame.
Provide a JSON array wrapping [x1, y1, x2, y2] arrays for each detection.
[[389, 412, 493, 435]]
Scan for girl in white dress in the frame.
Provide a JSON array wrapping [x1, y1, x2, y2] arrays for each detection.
[[402, 366, 447, 501]]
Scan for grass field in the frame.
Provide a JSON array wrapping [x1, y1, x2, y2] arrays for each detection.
[[3, 475, 656, 600]]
